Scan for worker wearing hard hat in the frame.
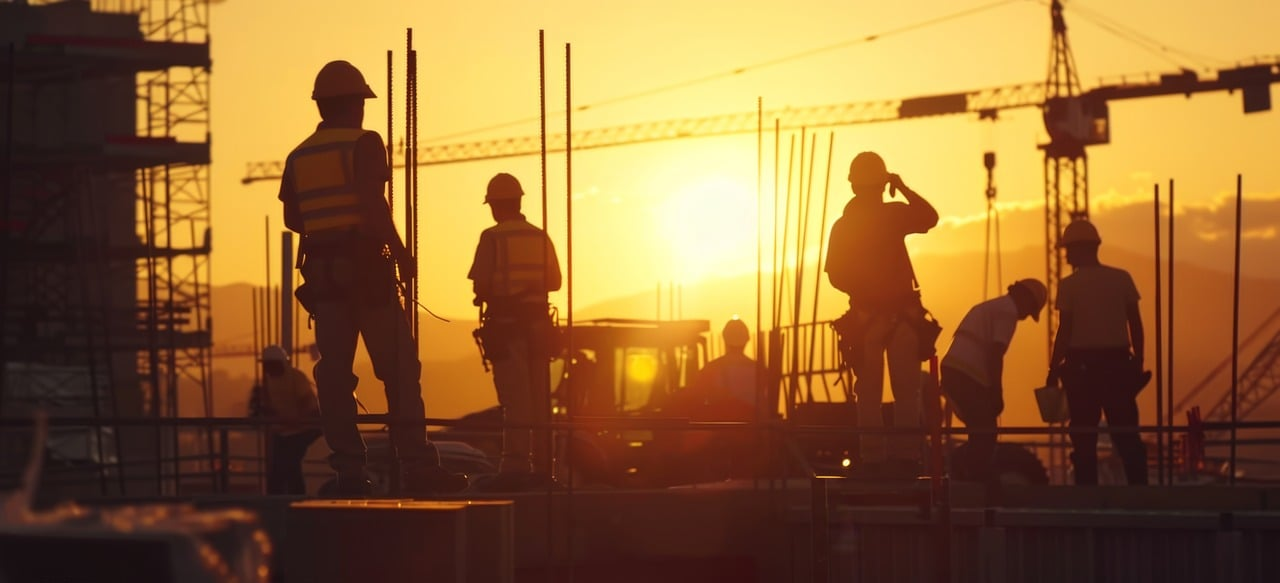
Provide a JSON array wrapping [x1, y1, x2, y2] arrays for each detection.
[[939, 279, 1047, 484], [824, 151, 939, 478], [249, 345, 321, 495], [1048, 218, 1150, 485], [468, 172, 563, 491], [277, 60, 466, 496]]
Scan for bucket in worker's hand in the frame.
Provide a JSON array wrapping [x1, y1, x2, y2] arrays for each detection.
[[1034, 385, 1069, 423]]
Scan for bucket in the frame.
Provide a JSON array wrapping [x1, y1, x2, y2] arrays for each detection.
[[1033, 385, 1069, 423]]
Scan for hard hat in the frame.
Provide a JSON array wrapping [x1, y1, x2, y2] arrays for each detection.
[[722, 318, 750, 347], [1009, 278, 1047, 322], [262, 345, 289, 363], [485, 173, 524, 203], [848, 151, 888, 186], [1058, 219, 1102, 247], [312, 60, 376, 100]]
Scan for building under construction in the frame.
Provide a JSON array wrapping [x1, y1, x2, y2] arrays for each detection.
[[1, 0, 212, 496]]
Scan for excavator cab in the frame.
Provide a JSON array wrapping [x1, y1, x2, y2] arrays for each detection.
[[552, 318, 716, 487]]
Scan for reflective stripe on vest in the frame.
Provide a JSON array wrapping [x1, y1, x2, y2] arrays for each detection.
[[288, 128, 369, 234], [491, 224, 554, 300]]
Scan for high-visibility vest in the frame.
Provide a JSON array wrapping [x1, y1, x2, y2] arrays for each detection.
[[482, 220, 559, 302], [286, 128, 371, 234]]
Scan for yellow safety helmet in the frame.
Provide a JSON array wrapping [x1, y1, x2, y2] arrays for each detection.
[[312, 60, 376, 100], [485, 173, 524, 204], [722, 318, 750, 348], [848, 151, 888, 187], [1009, 279, 1047, 322], [1058, 219, 1102, 247]]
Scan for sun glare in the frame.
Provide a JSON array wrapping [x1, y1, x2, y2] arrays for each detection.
[[656, 174, 758, 284]]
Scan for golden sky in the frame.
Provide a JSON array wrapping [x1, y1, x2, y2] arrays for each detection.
[[214, 0, 1280, 323]]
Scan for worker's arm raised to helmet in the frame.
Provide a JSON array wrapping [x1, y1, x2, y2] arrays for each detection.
[[887, 173, 938, 233]]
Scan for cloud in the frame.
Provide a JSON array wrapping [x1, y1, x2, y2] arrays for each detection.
[[923, 190, 1280, 280]]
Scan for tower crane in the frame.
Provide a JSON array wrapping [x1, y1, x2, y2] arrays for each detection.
[[243, 1, 1279, 352]]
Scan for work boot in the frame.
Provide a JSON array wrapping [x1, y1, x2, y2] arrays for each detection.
[[402, 464, 469, 496]]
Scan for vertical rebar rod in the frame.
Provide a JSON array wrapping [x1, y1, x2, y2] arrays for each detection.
[[411, 46, 420, 342], [793, 132, 815, 401], [404, 31, 416, 340], [807, 133, 835, 394], [756, 97, 763, 372], [1167, 179, 1176, 482], [771, 119, 780, 332], [775, 135, 796, 331], [386, 49, 393, 213], [539, 31, 548, 232], [264, 216, 272, 346], [1230, 174, 1242, 486], [564, 40, 576, 583], [1153, 184, 1164, 484]]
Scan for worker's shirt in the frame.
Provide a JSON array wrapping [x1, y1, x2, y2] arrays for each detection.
[[1056, 264, 1140, 350], [941, 295, 1019, 388], [824, 196, 936, 310], [261, 367, 320, 435], [468, 215, 562, 309], [693, 352, 765, 409], [278, 122, 390, 237]]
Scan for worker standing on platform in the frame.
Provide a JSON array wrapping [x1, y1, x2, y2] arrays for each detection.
[[278, 60, 466, 496], [825, 151, 940, 478], [940, 280, 1046, 483], [249, 345, 322, 495], [469, 173, 562, 491], [1048, 219, 1150, 485]]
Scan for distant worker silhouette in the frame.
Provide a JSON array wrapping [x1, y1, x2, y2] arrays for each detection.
[[469, 173, 563, 492], [277, 60, 466, 497], [684, 318, 774, 479], [940, 279, 1047, 483], [690, 318, 772, 420], [1048, 218, 1150, 485], [249, 345, 322, 495], [825, 151, 940, 478]]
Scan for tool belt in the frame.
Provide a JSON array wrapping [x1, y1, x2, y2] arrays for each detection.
[[294, 233, 397, 314], [472, 302, 560, 369], [832, 291, 941, 372]]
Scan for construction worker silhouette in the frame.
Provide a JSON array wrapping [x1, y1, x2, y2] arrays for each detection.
[[277, 60, 466, 496], [249, 345, 322, 495], [825, 151, 939, 477], [469, 173, 562, 491], [940, 279, 1047, 483], [1048, 219, 1150, 485], [690, 318, 771, 420]]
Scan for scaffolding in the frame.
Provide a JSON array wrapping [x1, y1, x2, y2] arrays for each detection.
[[1, 0, 212, 496]]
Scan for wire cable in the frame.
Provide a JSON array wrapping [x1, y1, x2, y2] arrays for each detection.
[[423, 0, 1022, 144]]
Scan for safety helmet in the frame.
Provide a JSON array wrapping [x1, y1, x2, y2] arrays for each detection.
[[485, 173, 524, 204], [848, 151, 888, 187], [1009, 279, 1047, 322], [262, 345, 289, 363], [1058, 219, 1102, 248], [722, 318, 750, 348], [312, 60, 376, 100]]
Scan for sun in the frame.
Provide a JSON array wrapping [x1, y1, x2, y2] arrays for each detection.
[[655, 174, 759, 284]]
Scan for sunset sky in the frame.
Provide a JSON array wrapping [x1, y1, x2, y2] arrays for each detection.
[[213, 0, 1280, 324]]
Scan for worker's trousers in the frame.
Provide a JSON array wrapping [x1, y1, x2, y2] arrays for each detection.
[[1062, 349, 1148, 485], [940, 367, 1000, 481], [485, 315, 553, 476], [850, 311, 923, 464], [310, 293, 432, 477]]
